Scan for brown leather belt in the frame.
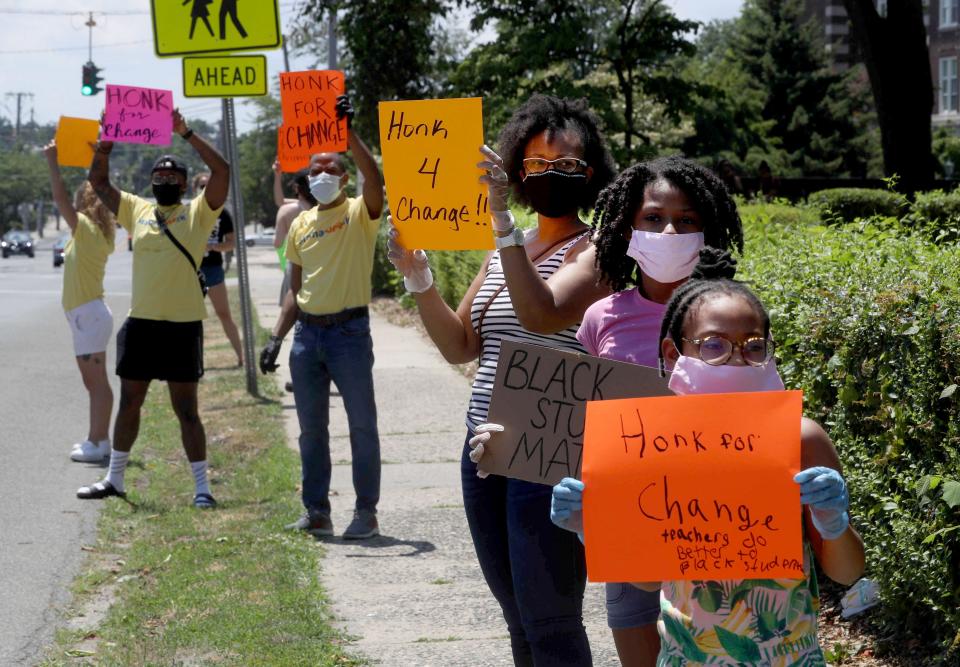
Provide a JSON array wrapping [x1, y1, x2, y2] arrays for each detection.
[[297, 306, 368, 328]]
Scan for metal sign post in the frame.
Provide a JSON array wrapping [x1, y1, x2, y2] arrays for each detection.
[[221, 97, 258, 395]]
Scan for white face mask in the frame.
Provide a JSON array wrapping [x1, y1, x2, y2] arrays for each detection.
[[667, 354, 785, 396], [626, 230, 705, 284], [308, 172, 344, 205]]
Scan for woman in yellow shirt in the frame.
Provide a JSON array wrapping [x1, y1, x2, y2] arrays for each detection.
[[44, 140, 116, 463]]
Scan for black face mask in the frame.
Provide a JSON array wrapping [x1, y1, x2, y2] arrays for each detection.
[[522, 171, 588, 217], [153, 183, 182, 206]]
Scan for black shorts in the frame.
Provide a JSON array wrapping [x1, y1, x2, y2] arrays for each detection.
[[116, 317, 204, 382]]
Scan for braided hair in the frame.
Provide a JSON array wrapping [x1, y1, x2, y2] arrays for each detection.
[[593, 156, 744, 292], [657, 247, 770, 373], [497, 94, 615, 213]]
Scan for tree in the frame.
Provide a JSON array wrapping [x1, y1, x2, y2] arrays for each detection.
[[453, 0, 700, 165], [841, 0, 933, 191], [683, 0, 880, 178], [295, 0, 453, 148], [236, 95, 284, 226], [0, 147, 46, 234]]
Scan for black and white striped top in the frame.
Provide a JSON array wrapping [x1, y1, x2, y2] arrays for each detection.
[[466, 232, 589, 430]]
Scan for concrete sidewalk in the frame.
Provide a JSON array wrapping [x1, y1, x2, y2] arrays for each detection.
[[245, 245, 618, 666]]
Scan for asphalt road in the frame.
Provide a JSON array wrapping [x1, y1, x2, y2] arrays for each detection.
[[0, 233, 131, 665]]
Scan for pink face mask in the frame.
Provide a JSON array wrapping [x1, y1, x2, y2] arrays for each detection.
[[667, 355, 785, 396], [626, 230, 705, 283]]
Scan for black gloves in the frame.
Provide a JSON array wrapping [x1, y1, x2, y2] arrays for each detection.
[[335, 94, 354, 128], [259, 335, 283, 374]]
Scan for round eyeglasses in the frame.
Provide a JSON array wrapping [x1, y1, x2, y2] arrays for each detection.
[[681, 335, 775, 367], [521, 157, 588, 175]]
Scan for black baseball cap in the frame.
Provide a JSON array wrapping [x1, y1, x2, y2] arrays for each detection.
[[151, 155, 188, 178]]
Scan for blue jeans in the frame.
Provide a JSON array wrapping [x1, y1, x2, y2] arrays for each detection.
[[289, 316, 381, 514], [461, 434, 591, 666]]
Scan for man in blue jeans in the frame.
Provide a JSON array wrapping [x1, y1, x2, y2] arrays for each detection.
[[258, 95, 384, 539]]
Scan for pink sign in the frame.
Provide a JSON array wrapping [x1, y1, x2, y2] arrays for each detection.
[[101, 84, 174, 146]]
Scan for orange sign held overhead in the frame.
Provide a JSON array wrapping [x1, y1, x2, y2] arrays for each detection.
[[278, 70, 347, 171], [582, 391, 804, 583], [379, 97, 493, 251], [55, 116, 100, 168]]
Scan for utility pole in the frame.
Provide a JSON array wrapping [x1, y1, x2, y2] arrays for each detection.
[[86, 12, 95, 61], [328, 10, 337, 69], [282, 34, 291, 72], [5, 92, 34, 141]]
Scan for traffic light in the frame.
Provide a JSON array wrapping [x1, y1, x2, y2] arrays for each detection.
[[81, 61, 103, 96]]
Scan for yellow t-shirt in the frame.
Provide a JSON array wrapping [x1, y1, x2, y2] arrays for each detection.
[[117, 191, 222, 322], [286, 197, 378, 315], [62, 212, 114, 312]]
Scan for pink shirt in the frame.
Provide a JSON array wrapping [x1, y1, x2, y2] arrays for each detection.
[[576, 288, 667, 367]]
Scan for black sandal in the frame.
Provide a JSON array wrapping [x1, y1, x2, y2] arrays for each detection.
[[193, 493, 217, 509], [77, 480, 125, 500]]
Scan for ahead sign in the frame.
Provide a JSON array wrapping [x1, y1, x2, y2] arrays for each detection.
[[183, 55, 268, 97], [151, 0, 281, 57]]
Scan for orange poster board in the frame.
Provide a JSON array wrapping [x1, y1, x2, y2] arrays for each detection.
[[379, 97, 493, 251], [582, 391, 804, 582], [276, 125, 312, 173], [55, 116, 100, 168], [278, 70, 347, 170]]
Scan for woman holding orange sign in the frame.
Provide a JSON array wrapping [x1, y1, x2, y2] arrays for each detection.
[[43, 139, 116, 463], [388, 94, 615, 666]]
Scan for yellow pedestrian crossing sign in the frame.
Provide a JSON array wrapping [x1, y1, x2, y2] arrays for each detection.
[[151, 0, 281, 58]]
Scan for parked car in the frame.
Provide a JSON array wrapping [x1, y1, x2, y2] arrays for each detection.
[[244, 228, 275, 247], [53, 234, 69, 267], [1, 231, 34, 258]]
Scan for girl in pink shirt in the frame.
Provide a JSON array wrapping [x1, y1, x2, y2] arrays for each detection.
[[573, 157, 745, 665]]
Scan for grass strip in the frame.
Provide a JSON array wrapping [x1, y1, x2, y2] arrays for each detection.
[[42, 298, 361, 667]]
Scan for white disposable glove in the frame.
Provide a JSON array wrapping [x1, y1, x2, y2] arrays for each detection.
[[468, 423, 504, 479], [477, 145, 515, 233], [386, 217, 433, 293]]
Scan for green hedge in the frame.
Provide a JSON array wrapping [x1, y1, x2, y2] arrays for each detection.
[[807, 187, 905, 224], [739, 219, 960, 654], [908, 189, 960, 243], [374, 201, 960, 654]]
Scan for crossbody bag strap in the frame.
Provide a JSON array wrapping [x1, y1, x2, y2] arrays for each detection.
[[476, 228, 589, 337], [155, 208, 207, 296]]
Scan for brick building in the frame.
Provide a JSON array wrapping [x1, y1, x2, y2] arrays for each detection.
[[803, 0, 960, 127]]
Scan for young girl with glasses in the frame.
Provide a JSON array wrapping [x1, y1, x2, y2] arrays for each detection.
[[552, 249, 866, 666]]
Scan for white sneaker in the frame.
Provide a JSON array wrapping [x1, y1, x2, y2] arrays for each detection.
[[70, 440, 110, 463]]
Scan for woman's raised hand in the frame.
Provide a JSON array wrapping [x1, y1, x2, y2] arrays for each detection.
[[386, 217, 433, 293], [477, 145, 512, 227]]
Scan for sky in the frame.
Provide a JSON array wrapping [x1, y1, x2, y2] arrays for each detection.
[[0, 1, 744, 137]]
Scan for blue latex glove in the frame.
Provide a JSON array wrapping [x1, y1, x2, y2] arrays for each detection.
[[551, 477, 585, 540], [794, 466, 849, 540]]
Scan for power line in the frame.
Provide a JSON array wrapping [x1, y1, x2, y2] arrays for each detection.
[[0, 40, 150, 55], [0, 9, 148, 16]]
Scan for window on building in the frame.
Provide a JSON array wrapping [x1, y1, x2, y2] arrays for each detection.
[[943, 0, 959, 27], [941, 57, 958, 113]]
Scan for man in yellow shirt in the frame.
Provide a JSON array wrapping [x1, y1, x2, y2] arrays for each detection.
[[259, 94, 385, 539], [77, 109, 229, 509]]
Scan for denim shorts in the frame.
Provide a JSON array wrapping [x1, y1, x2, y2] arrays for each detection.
[[200, 264, 225, 289], [606, 582, 661, 629]]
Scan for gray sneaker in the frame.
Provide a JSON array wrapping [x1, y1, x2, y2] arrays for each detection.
[[343, 510, 379, 539], [285, 511, 333, 536]]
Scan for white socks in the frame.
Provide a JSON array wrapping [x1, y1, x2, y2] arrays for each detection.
[[191, 460, 211, 496], [105, 449, 130, 492]]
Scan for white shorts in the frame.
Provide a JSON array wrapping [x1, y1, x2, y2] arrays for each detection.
[[65, 299, 114, 356]]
